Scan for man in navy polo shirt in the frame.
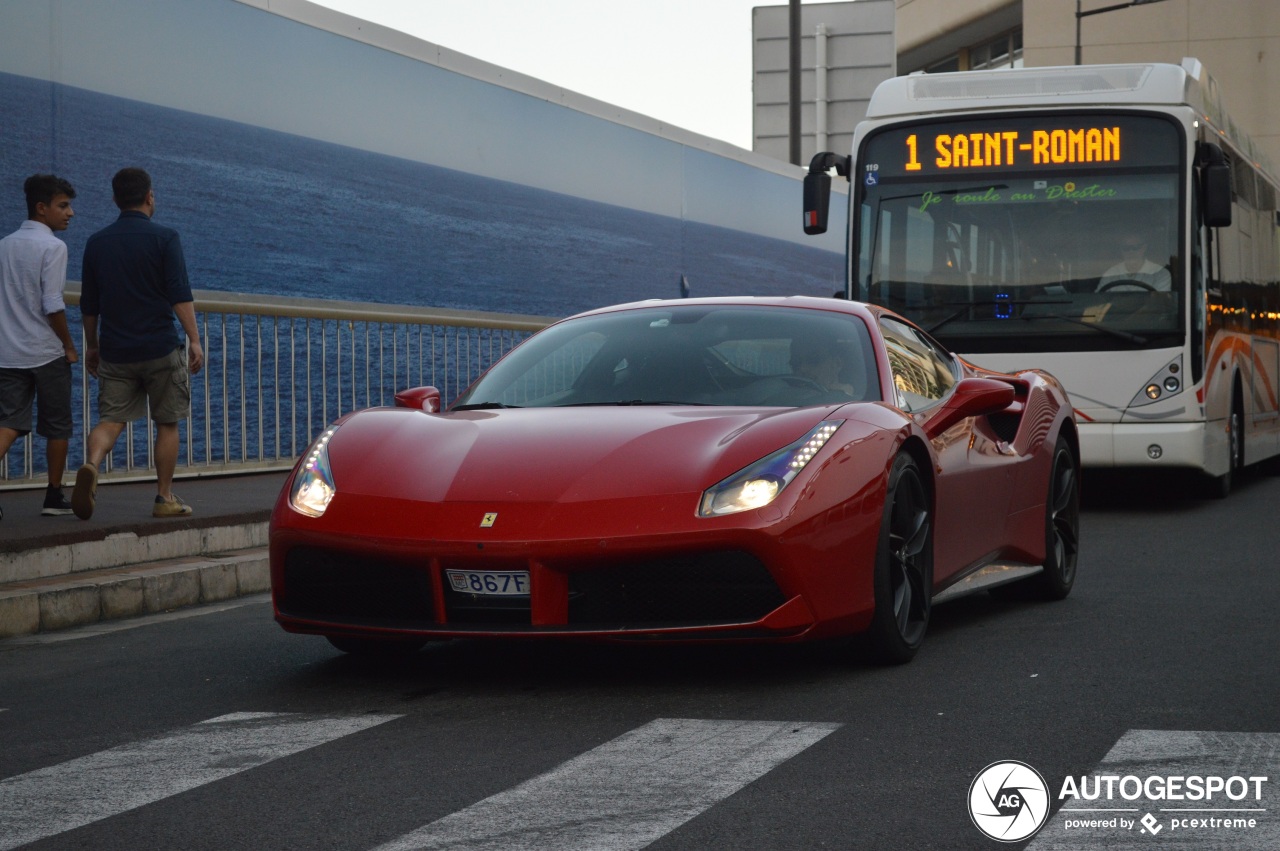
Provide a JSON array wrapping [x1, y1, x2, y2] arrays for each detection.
[[73, 168, 205, 519]]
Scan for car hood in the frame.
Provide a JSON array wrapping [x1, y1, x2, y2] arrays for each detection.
[[325, 405, 847, 505]]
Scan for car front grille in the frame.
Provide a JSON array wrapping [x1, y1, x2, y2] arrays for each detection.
[[567, 551, 785, 627], [278, 547, 785, 632], [278, 547, 435, 627]]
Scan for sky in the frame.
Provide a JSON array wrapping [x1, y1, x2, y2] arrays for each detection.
[[309, 0, 771, 150]]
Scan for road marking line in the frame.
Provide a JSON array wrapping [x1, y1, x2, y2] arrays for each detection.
[[0, 711, 400, 850], [1029, 730, 1280, 849], [372, 717, 841, 851]]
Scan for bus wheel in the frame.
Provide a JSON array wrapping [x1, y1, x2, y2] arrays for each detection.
[[1203, 396, 1242, 499]]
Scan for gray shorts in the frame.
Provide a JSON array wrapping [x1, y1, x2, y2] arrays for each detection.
[[97, 348, 191, 424], [0, 357, 74, 439]]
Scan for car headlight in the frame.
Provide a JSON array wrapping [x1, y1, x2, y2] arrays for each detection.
[[699, 420, 843, 517], [290, 425, 340, 517]]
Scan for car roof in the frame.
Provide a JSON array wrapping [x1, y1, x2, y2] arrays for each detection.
[[565, 295, 887, 325]]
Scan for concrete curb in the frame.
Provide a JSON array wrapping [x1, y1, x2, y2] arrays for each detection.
[[0, 546, 269, 639], [0, 522, 269, 585]]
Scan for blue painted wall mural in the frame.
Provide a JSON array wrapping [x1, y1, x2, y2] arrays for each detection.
[[0, 0, 848, 476], [0, 0, 847, 319]]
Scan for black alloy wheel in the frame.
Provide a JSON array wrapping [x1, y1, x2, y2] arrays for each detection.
[[1035, 436, 1080, 600], [866, 453, 933, 664]]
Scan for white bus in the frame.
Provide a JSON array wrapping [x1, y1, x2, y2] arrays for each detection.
[[804, 58, 1280, 496]]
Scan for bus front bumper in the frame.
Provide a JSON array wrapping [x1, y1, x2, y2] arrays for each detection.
[[1079, 420, 1227, 475]]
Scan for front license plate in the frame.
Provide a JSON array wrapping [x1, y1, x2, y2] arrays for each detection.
[[446, 570, 530, 597]]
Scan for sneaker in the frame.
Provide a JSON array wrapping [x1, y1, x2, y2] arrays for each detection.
[[41, 487, 74, 516], [72, 464, 98, 520], [153, 494, 193, 517]]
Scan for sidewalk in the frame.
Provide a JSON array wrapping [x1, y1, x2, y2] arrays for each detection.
[[0, 472, 289, 639]]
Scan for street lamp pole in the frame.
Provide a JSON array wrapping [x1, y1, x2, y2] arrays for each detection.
[[789, 0, 801, 165], [1075, 0, 1170, 65]]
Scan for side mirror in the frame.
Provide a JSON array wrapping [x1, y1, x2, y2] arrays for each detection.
[[803, 170, 832, 235], [394, 386, 441, 413], [922, 378, 1015, 439], [1198, 143, 1233, 228], [803, 152, 851, 236]]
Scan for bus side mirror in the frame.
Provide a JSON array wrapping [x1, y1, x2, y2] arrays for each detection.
[[1198, 143, 1233, 228], [803, 171, 832, 235], [803, 152, 851, 236]]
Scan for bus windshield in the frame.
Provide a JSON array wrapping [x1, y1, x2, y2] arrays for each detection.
[[854, 113, 1184, 353]]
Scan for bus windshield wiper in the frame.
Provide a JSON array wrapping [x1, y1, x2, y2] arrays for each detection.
[[452, 402, 522, 410], [1016, 312, 1148, 345], [557, 400, 713, 407], [926, 300, 1071, 334]]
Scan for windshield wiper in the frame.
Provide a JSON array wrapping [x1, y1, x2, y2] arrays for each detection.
[[557, 400, 712, 407], [1016, 313, 1148, 345], [926, 300, 1071, 334], [452, 402, 522, 410]]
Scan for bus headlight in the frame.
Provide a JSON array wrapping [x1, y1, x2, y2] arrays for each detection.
[[1130, 356, 1184, 408]]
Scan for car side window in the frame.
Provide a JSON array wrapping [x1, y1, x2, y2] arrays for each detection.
[[879, 317, 958, 411]]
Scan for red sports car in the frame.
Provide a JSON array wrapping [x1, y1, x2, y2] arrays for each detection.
[[270, 297, 1079, 663]]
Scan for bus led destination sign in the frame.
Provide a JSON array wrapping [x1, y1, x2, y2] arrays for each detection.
[[906, 126, 1121, 171]]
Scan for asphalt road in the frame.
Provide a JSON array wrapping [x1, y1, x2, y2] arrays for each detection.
[[2, 468, 1278, 850]]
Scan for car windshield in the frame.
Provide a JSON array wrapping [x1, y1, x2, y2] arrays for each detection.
[[453, 305, 882, 409]]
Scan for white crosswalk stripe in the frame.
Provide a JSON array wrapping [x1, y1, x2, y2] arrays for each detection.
[[1029, 730, 1279, 849], [0, 714, 837, 850], [0, 711, 401, 850], [371, 718, 841, 851]]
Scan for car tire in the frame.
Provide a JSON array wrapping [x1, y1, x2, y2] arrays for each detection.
[[865, 452, 933, 665], [1033, 436, 1079, 600], [326, 635, 427, 657], [990, 436, 1080, 602]]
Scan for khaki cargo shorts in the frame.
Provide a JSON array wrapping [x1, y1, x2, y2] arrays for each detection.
[[97, 347, 191, 424]]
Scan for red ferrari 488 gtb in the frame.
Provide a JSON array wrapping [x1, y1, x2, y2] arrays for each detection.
[[270, 296, 1079, 663]]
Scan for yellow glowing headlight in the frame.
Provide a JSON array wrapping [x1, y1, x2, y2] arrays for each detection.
[[290, 425, 339, 517], [699, 420, 843, 517]]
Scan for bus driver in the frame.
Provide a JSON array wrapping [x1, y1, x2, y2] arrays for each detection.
[[1097, 231, 1172, 292]]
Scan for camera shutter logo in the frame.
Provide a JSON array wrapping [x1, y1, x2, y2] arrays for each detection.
[[969, 760, 1051, 842]]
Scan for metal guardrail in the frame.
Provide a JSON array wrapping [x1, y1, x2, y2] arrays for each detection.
[[0, 286, 557, 489]]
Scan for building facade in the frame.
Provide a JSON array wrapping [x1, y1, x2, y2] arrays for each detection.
[[758, 0, 1280, 169]]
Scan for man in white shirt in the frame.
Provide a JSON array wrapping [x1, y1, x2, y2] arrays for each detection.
[[0, 174, 81, 518], [1097, 232, 1172, 292]]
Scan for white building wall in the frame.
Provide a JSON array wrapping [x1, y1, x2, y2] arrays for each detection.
[[752, 1, 896, 163]]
